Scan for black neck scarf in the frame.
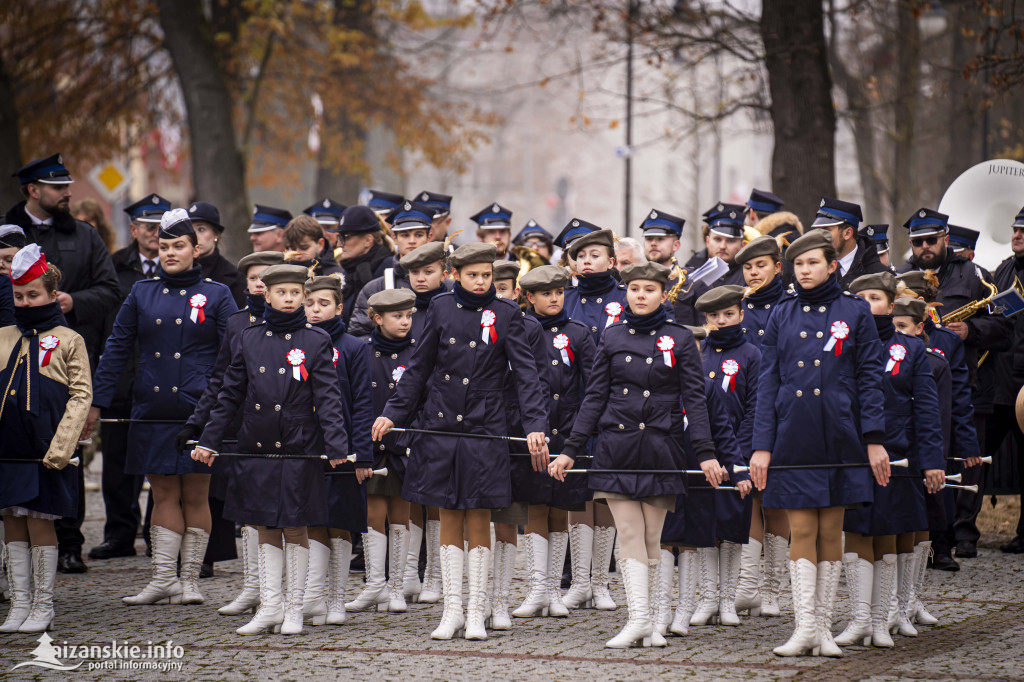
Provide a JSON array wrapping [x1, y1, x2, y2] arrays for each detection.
[[707, 324, 747, 350], [245, 293, 266, 318], [453, 281, 497, 309], [371, 328, 413, 355], [262, 306, 308, 333], [415, 285, 446, 310], [874, 314, 895, 342], [315, 316, 346, 344], [576, 271, 617, 297], [623, 305, 668, 333], [14, 301, 66, 337], [796, 272, 843, 306], [530, 308, 571, 330], [159, 264, 202, 288], [746, 276, 783, 305]]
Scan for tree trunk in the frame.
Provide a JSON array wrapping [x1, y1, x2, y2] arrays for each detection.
[[760, 0, 837, 218], [943, 0, 980, 188], [157, 0, 249, 260], [889, 0, 921, 261], [0, 51, 23, 212]]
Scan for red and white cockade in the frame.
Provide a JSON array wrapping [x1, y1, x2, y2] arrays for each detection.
[[823, 320, 849, 356], [604, 302, 622, 328], [332, 347, 339, 368], [480, 309, 497, 344], [553, 333, 574, 366], [721, 358, 739, 392], [189, 293, 207, 324], [39, 335, 60, 368], [886, 343, 907, 375], [392, 365, 407, 383], [656, 335, 675, 367], [287, 348, 308, 381]]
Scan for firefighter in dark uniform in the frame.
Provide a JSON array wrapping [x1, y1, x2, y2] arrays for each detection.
[[811, 197, 887, 290], [86, 208, 237, 608], [701, 203, 748, 288], [192, 263, 356, 636], [895, 208, 1009, 558], [178, 250, 284, 616], [639, 208, 708, 326]]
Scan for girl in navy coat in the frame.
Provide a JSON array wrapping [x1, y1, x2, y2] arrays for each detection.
[[550, 261, 721, 649], [0, 248, 90, 633], [372, 242, 549, 642], [688, 285, 758, 628], [508, 265, 596, 624], [192, 264, 356, 636], [87, 209, 236, 608], [178, 250, 284, 617], [301, 275, 375, 625], [561, 228, 625, 612], [835, 276, 945, 650], [749, 229, 891, 658], [734, 235, 792, 618], [396, 241, 450, 604]]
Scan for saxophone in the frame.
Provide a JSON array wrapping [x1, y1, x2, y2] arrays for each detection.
[[940, 279, 998, 325], [667, 256, 689, 303]]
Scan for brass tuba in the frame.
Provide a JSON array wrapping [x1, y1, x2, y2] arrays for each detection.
[[938, 159, 1024, 270], [511, 244, 549, 282]]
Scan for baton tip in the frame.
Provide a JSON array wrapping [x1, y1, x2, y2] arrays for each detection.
[[69, 457, 80, 467], [891, 458, 909, 468], [733, 465, 749, 474], [981, 455, 993, 464]]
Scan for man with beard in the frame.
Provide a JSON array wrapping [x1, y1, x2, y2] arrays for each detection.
[[472, 202, 514, 261], [639, 208, 707, 325], [5, 153, 120, 574], [897, 207, 1011, 559], [810, 197, 887, 289]]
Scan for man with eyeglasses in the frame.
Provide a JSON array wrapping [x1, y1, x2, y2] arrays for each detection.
[[897, 207, 1011, 560]]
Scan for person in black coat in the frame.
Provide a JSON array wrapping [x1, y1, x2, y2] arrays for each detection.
[[89, 193, 169, 562], [0, 224, 23, 326], [192, 263, 356, 636], [337, 205, 393, 326], [550, 261, 719, 649], [282, 215, 344, 277], [701, 203, 748, 288], [638, 208, 708, 326], [189, 201, 246, 307], [6, 154, 121, 573], [807, 197, 888, 290], [372, 242, 549, 642]]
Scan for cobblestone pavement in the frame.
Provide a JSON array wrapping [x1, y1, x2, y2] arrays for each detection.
[[1, 456, 1023, 680]]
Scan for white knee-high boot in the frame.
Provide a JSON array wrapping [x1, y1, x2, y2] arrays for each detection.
[[772, 559, 818, 656], [0, 541, 30, 632], [734, 538, 763, 616], [326, 537, 352, 625], [179, 527, 209, 605], [219, 526, 259, 615], [562, 524, 594, 609], [669, 550, 696, 636], [123, 526, 183, 605], [430, 545, 465, 640], [345, 529, 387, 611], [591, 526, 617, 611], [834, 553, 873, 646], [418, 520, 442, 604], [403, 522, 423, 600], [605, 558, 653, 648], [302, 539, 330, 625], [237, 544, 284, 635], [513, 533, 549, 617], [17, 546, 58, 633]]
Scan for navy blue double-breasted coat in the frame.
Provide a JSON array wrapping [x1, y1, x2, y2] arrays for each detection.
[[564, 279, 629, 347]]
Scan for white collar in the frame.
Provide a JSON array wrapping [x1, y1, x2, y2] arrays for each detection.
[[838, 243, 858, 276], [25, 207, 52, 226]]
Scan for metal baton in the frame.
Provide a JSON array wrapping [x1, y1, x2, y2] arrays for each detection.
[[98, 418, 186, 424], [387, 427, 549, 444], [563, 468, 711, 475], [733, 458, 909, 474], [948, 455, 992, 464], [207, 452, 329, 460], [326, 467, 389, 477], [0, 457, 80, 467], [893, 472, 962, 483], [940, 483, 978, 492]]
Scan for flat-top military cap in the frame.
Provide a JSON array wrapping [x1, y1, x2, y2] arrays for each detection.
[[14, 153, 74, 185], [387, 201, 435, 231], [249, 204, 293, 233], [305, 274, 343, 294], [303, 198, 346, 227], [259, 264, 310, 287], [747, 188, 784, 214], [812, 197, 863, 228], [414, 190, 452, 218], [471, 203, 513, 229], [0, 224, 27, 249], [640, 208, 685, 238], [735, 235, 780, 264], [785, 228, 834, 263], [703, 203, 746, 239], [449, 242, 497, 268], [893, 297, 927, 321], [519, 264, 569, 292], [948, 224, 979, 252], [554, 218, 600, 249], [158, 208, 194, 240], [493, 260, 521, 281], [849, 271, 896, 296], [620, 260, 671, 285], [567, 228, 615, 259], [696, 284, 747, 312], [685, 325, 709, 341], [366, 190, 404, 215], [337, 205, 381, 234], [902, 208, 948, 238], [400, 241, 446, 270], [238, 251, 285, 272], [368, 287, 416, 313], [1015, 205, 1024, 229], [514, 220, 552, 245], [126, 193, 172, 224], [860, 224, 889, 254]]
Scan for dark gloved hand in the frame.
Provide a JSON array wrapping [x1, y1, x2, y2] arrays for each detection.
[[175, 424, 201, 452]]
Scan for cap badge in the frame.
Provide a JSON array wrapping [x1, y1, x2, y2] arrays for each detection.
[[421, 192, 429, 200], [189, 204, 197, 213], [323, 199, 331, 208], [404, 201, 412, 211], [151, 195, 160, 204], [820, 198, 826, 207], [492, 203, 500, 213], [572, 220, 579, 227]]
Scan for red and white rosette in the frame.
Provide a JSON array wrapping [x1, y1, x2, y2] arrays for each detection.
[[656, 335, 676, 367], [604, 301, 622, 328], [332, 347, 339, 368], [189, 293, 207, 324], [721, 358, 739, 392], [392, 365, 407, 383], [286, 348, 308, 381], [39, 335, 59, 368], [552, 333, 574, 365], [480, 309, 497, 344], [823, 320, 849, 356], [886, 343, 907, 375]]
